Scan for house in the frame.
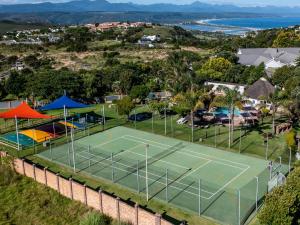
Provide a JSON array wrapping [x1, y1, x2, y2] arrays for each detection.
[[244, 77, 275, 106], [48, 34, 61, 43], [204, 81, 247, 95], [141, 35, 160, 42], [12, 61, 25, 71], [104, 95, 125, 103], [147, 91, 172, 101], [237, 48, 300, 69]]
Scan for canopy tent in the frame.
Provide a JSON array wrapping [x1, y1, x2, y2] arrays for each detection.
[[20, 129, 54, 143], [0, 102, 52, 119], [0, 102, 52, 151], [40, 95, 89, 111], [59, 121, 78, 129], [37, 123, 67, 137]]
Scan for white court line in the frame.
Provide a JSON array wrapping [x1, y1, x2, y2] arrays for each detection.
[[126, 150, 190, 170], [209, 167, 249, 199], [90, 136, 122, 149], [177, 160, 212, 182], [124, 135, 250, 169], [76, 151, 212, 199], [122, 135, 250, 199]]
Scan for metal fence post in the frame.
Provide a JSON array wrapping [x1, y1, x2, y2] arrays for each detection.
[[137, 160, 140, 193], [255, 176, 259, 212], [198, 179, 201, 216], [237, 189, 241, 225], [111, 153, 114, 182], [165, 168, 168, 202]]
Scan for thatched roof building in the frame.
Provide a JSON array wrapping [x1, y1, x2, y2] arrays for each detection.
[[245, 77, 275, 100]]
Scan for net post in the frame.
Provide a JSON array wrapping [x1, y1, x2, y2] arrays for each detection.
[[165, 168, 168, 202], [146, 144, 149, 202], [255, 176, 259, 213], [88, 145, 91, 167], [237, 189, 241, 225], [136, 160, 140, 193], [111, 152, 114, 182], [198, 179, 201, 216]]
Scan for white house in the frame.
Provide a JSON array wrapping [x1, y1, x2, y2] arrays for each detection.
[[205, 81, 247, 95]]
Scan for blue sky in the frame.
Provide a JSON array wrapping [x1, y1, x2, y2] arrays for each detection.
[[0, 0, 299, 6]]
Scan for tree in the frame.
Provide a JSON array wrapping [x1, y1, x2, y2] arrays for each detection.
[[0, 80, 6, 100], [116, 96, 135, 119], [259, 107, 270, 124], [273, 31, 300, 48], [211, 87, 242, 148], [5, 70, 28, 97], [129, 85, 149, 102], [258, 166, 300, 225], [202, 57, 232, 74], [272, 66, 295, 87], [83, 70, 108, 99], [172, 91, 205, 142]]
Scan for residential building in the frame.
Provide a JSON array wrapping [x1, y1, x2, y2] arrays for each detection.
[[147, 91, 172, 101], [244, 77, 275, 106], [237, 48, 300, 69], [205, 81, 247, 95], [104, 95, 125, 103]]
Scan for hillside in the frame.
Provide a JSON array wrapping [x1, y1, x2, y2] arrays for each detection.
[[0, 161, 128, 225], [0, 21, 49, 34]]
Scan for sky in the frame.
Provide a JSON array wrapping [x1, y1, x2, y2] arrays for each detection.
[[0, 0, 300, 6]]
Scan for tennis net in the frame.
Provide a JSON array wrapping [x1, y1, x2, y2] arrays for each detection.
[[127, 142, 185, 174]]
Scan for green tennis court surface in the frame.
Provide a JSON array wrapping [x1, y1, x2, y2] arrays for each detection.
[[38, 126, 288, 225]]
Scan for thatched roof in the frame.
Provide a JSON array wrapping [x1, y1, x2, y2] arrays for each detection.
[[245, 78, 275, 100]]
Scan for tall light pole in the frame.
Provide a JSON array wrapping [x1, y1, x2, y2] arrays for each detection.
[[146, 144, 149, 201]]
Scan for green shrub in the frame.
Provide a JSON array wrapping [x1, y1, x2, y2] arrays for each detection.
[[80, 212, 112, 225], [0, 157, 19, 186]]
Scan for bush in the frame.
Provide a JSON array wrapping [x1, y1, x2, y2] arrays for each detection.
[[80, 212, 112, 225], [0, 157, 19, 186], [258, 166, 300, 225]]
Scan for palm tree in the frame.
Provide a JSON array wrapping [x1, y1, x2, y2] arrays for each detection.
[[211, 87, 242, 148], [173, 91, 205, 142]]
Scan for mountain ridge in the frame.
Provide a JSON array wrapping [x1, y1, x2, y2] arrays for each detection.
[[1, 0, 300, 14]]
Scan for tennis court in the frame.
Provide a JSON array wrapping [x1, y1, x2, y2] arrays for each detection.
[[38, 126, 287, 225]]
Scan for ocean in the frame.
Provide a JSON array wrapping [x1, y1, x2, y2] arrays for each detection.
[[180, 17, 300, 35]]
